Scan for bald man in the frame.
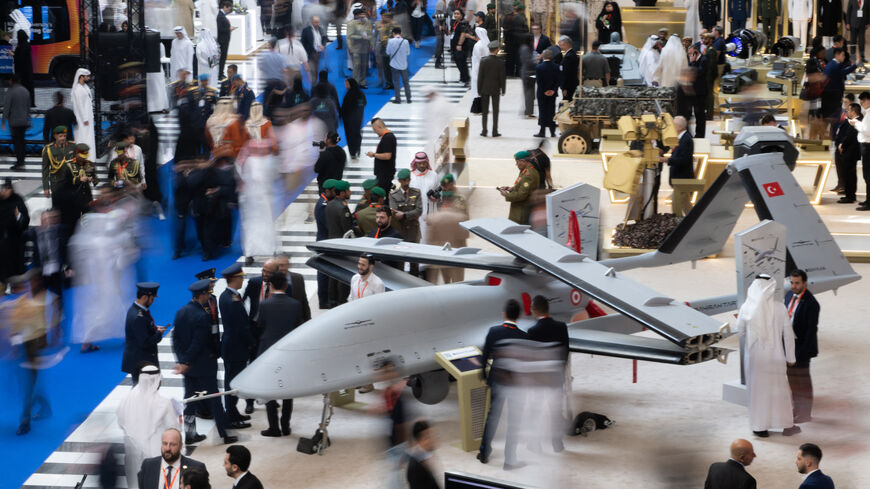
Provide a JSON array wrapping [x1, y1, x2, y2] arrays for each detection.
[[274, 254, 311, 322], [703, 439, 757, 489], [241, 258, 277, 414]]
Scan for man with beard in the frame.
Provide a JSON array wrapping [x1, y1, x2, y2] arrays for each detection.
[[347, 253, 385, 301], [389, 168, 422, 243], [137, 428, 205, 489]]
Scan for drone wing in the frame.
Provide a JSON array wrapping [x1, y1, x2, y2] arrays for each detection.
[[462, 218, 728, 349]]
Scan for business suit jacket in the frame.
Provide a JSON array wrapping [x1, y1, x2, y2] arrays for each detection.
[[704, 460, 757, 489], [138, 455, 205, 489], [560, 49, 580, 99], [121, 304, 162, 374], [236, 471, 265, 489], [799, 470, 835, 489], [172, 301, 216, 378], [242, 275, 266, 321], [406, 455, 439, 489], [219, 288, 255, 362], [532, 34, 551, 54], [535, 60, 560, 96], [785, 289, 820, 365], [288, 271, 312, 322], [257, 293, 304, 354], [528, 316, 569, 362], [846, 0, 870, 27], [668, 132, 695, 182], [478, 55, 506, 96], [217, 9, 231, 46], [835, 117, 860, 160], [301, 25, 327, 58], [481, 322, 529, 384]]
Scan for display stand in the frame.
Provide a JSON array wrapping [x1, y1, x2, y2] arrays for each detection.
[[227, 11, 259, 58], [435, 346, 489, 452]]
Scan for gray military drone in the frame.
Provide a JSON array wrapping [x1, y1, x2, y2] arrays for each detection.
[[232, 136, 859, 450]]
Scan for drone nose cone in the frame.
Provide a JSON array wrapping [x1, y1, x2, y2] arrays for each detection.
[[230, 357, 290, 400]]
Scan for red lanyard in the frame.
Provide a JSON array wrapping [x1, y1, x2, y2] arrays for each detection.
[[117, 161, 129, 179], [320, 193, 327, 200], [208, 297, 217, 323], [163, 466, 179, 489], [374, 228, 381, 238], [357, 278, 369, 299], [514, 168, 527, 185], [502, 322, 517, 329], [787, 291, 805, 318]]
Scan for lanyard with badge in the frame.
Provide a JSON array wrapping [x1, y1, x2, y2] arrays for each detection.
[[357, 278, 369, 298], [163, 466, 179, 489], [787, 291, 805, 318]]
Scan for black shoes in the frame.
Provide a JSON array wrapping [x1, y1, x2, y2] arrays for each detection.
[[837, 197, 855, 203], [261, 428, 282, 437], [753, 430, 769, 437], [222, 436, 239, 444], [282, 426, 292, 436], [492, 132, 502, 137], [229, 421, 251, 429], [476, 452, 489, 464], [245, 401, 254, 414], [16, 422, 30, 435], [533, 132, 545, 138], [186, 433, 207, 444], [782, 425, 802, 436], [857, 204, 870, 211], [392, 98, 402, 104], [480, 130, 487, 137]]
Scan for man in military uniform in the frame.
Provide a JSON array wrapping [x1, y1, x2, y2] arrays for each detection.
[[230, 74, 256, 120], [375, 11, 396, 90], [178, 74, 217, 161], [218, 263, 255, 426], [700, 0, 721, 30], [325, 180, 354, 307], [108, 141, 144, 189], [389, 168, 422, 243], [315, 179, 336, 307], [70, 143, 97, 216], [355, 178, 378, 213], [438, 173, 468, 216], [121, 282, 165, 385], [172, 279, 239, 445], [757, 0, 780, 50], [347, 6, 373, 88], [728, 0, 750, 30], [219, 64, 237, 97], [484, 3, 498, 43], [41, 126, 78, 229], [355, 186, 387, 235], [498, 152, 540, 224], [168, 68, 193, 110]]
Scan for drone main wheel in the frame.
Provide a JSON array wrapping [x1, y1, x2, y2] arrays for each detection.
[[559, 128, 592, 154]]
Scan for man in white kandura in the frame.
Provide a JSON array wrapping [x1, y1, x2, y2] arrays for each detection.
[[170, 26, 195, 79], [347, 253, 384, 302], [736, 275, 802, 438], [71, 68, 95, 156]]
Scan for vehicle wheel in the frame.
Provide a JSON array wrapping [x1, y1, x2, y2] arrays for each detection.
[[54, 61, 77, 88], [559, 128, 591, 154]]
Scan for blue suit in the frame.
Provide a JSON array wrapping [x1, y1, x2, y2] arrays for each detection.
[[219, 288, 254, 421], [121, 304, 161, 378], [799, 470, 835, 489], [233, 83, 256, 120], [785, 288, 820, 421], [535, 60, 560, 131], [173, 300, 230, 437]]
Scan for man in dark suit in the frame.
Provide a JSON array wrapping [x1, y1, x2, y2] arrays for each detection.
[[219, 264, 255, 424], [138, 428, 205, 489], [785, 269, 821, 424], [796, 443, 835, 489], [121, 283, 165, 384], [257, 273, 304, 436], [530, 23, 550, 55], [836, 102, 861, 203], [217, 1, 234, 79], [172, 280, 239, 445], [527, 295, 569, 453], [534, 49, 560, 138], [703, 438, 757, 489], [662, 115, 695, 184], [478, 299, 529, 470], [240, 259, 277, 413], [558, 36, 579, 102], [274, 254, 311, 322], [42, 91, 76, 143], [223, 445, 264, 489], [683, 44, 709, 138], [846, 0, 870, 64], [478, 41, 506, 137]]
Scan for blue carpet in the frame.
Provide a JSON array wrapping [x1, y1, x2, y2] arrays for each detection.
[[1, 20, 438, 489]]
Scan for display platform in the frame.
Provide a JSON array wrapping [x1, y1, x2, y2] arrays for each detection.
[[228, 9, 261, 58]]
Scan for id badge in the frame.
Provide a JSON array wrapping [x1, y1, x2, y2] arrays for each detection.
[[860, 9, 864, 17], [199, 99, 205, 107], [212, 324, 218, 334]]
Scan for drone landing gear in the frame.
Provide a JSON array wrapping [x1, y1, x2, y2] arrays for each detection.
[[296, 394, 334, 455]]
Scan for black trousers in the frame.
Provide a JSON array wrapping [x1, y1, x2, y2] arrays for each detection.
[[481, 93, 500, 133], [537, 94, 556, 129], [374, 166, 395, 192], [266, 399, 293, 431], [327, 278, 349, 308], [219, 41, 230, 79], [453, 50, 469, 83], [841, 149, 859, 200], [224, 360, 247, 420], [196, 213, 218, 259], [263, 79, 287, 119], [11, 125, 26, 167], [692, 94, 707, 138], [435, 29, 444, 66], [183, 374, 229, 437], [851, 23, 867, 61], [523, 77, 535, 116], [861, 143, 870, 201], [343, 117, 363, 158], [787, 363, 813, 420]]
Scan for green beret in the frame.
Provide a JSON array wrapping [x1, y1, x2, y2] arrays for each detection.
[[397, 168, 411, 179], [487, 3, 495, 8], [361, 178, 378, 190], [514, 2, 525, 9], [75, 143, 90, 153], [371, 186, 387, 197], [334, 180, 351, 191], [441, 173, 455, 185], [322, 179, 337, 189], [53, 126, 68, 134], [514, 150, 531, 160]]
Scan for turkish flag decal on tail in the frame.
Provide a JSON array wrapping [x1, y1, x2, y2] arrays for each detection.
[[763, 182, 784, 197]]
